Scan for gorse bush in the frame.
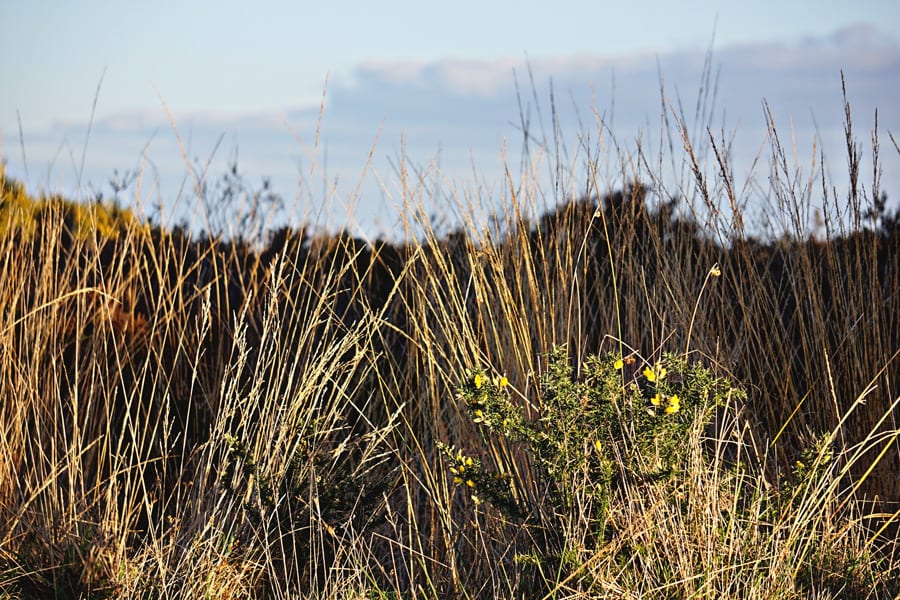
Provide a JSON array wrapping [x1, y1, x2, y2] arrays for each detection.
[[444, 343, 745, 581], [0, 163, 143, 242]]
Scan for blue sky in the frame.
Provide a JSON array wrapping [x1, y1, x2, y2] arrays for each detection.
[[2, 1, 899, 237]]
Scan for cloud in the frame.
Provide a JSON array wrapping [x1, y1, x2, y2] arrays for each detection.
[[349, 23, 897, 109], [5, 23, 898, 236]]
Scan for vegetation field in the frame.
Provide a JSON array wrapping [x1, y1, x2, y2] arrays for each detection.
[[1, 83, 899, 598]]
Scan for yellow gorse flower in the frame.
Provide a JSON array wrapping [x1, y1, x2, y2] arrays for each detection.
[[613, 358, 624, 370], [474, 373, 487, 389], [664, 395, 681, 414], [642, 363, 667, 383], [651, 393, 680, 413], [497, 375, 509, 388], [451, 455, 476, 484]]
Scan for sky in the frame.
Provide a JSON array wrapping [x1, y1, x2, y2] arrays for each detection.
[[2, 1, 899, 238]]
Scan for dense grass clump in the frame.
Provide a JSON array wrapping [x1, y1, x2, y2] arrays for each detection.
[[1, 86, 899, 598]]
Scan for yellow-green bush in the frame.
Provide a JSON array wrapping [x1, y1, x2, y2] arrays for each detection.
[[445, 346, 742, 570], [0, 163, 143, 241]]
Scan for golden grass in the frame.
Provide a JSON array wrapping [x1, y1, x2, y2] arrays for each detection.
[[1, 78, 899, 598]]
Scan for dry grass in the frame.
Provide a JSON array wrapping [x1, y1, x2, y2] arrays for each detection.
[[1, 78, 899, 598]]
